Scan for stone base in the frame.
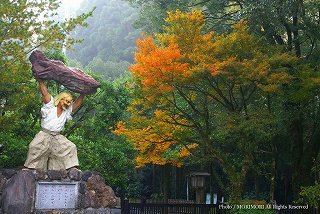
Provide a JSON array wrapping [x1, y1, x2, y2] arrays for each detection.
[[0, 169, 118, 214]]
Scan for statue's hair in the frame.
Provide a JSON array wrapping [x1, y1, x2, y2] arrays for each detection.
[[54, 92, 73, 107]]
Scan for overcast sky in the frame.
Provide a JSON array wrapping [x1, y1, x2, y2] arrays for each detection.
[[60, 0, 84, 18]]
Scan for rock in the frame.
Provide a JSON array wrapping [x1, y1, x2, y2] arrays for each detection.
[[47, 170, 62, 180], [87, 175, 117, 208], [81, 171, 92, 182], [82, 207, 97, 214], [83, 190, 97, 208], [87, 174, 105, 184], [6, 204, 31, 214], [2, 169, 17, 179], [29, 50, 101, 95], [79, 181, 87, 194], [99, 186, 117, 207], [1, 170, 36, 214], [35, 169, 47, 180], [0, 174, 7, 192], [69, 168, 82, 181], [92, 172, 104, 182], [83, 208, 111, 214], [60, 169, 68, 179]]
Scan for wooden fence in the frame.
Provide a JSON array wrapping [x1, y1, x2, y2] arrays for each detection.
[[121, 199, 318, 214], [121, 199, 226, 214]]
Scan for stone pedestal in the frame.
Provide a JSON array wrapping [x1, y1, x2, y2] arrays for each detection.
[[0, 169, 118, 214]]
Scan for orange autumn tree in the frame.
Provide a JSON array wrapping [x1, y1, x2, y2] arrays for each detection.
[[114, 10, 214, 167], [115, 10, 296, 199]]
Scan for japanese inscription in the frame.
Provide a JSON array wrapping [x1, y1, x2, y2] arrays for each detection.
[[35, 182, 78, 209]]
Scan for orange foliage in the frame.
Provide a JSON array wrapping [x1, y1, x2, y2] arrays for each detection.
[[114, 108, 194, 167], [130, 35, 189, 92], [115, 10, 296, 168]]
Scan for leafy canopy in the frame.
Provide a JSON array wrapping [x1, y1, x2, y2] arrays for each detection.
[[115, 10, 295, 170]]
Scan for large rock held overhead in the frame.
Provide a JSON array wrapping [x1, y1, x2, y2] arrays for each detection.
[[29, 50, 101, 95]]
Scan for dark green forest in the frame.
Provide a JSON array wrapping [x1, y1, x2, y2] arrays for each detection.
[[1, 0, 320, 210], [66, 0, 141, 80]]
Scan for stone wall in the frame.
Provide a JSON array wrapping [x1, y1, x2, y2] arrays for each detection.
[[0, 168, 118, 214]]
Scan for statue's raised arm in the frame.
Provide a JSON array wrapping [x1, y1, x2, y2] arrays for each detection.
[[36, 78, 51, 104]]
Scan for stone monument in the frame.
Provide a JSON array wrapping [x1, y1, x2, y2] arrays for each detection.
[[0, 168, 118, 213]]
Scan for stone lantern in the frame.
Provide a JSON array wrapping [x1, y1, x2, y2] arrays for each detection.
[[189, 172, 210, 204]]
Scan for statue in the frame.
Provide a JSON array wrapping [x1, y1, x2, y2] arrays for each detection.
[[24, 79, 84, 170], [24, 50, 100, 170]]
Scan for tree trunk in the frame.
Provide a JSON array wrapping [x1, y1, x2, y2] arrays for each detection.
[[270, 157, 276, 201], [229, 155, 251, 201], [160, 164, 171, 201], [283, 22, 292, 51], [175, 166, 184, 199], [254, 170, 260, 199], [292, 1, 301, 57], [153, 165, 156, 194], [290, 113, 320, 199], [230, 177, 244, 202], [291, 116, 304, 199], [294, 124, 320, 197]]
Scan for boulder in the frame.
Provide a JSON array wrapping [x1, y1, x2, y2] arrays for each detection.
[[81, 171, 93, 182], [68, 168, 82, 181], [35, 169, 47, 180], [2, 169, 17, 179], [29, 50, 101, 95], [87, 175, 117, 208], [0, 174, 7, 192], [1, 170, 36, 214], [47, 170, 62, 180]]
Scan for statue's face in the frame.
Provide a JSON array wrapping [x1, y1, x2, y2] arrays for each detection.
[[60, 97, 73, 110]]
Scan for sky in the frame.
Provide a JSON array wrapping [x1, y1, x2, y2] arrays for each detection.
[[59, 0, 84, 18]]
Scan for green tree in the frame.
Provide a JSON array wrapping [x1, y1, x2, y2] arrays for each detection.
[[0, 0, 92, 133], [126, 0, 191, 33], [85, 57, 131, 80], [127, 0, 320, 59], [116, 10, 296, 200]]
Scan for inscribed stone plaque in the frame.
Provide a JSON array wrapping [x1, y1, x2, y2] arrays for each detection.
[[35, 182, 78, 209]]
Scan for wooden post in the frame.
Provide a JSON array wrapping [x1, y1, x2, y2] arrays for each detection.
[[196, 188, 205, 204], [121, 198, 129, 214]]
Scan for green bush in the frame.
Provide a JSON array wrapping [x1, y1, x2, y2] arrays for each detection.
[[0, 132, 29, 168], [70, 134, 135, 190], [298, 183, 320, 208]]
